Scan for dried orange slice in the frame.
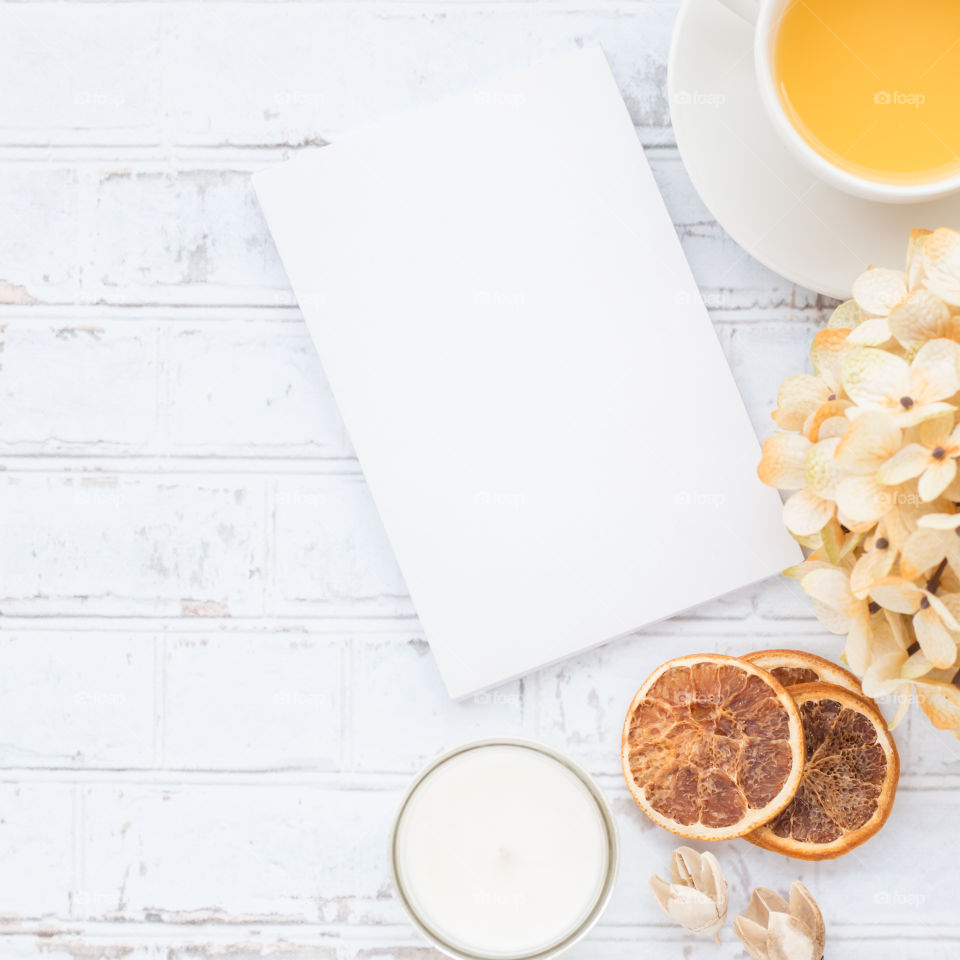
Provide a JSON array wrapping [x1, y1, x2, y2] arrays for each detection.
[[621, 654, 805, 841], [741, 649, 862, 693], [747, 682, 899, 860]]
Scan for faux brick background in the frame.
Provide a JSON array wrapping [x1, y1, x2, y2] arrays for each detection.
[[0, 2, 951, 958]]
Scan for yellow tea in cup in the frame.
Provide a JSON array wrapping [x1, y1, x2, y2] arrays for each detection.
[[774, 0, 960, 185]]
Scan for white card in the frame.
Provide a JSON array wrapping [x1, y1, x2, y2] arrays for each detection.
[[254, 46, 800, 699]]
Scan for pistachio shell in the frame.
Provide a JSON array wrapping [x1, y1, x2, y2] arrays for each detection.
[[734, 882, 825, 960], [649, 847, 728, 943]]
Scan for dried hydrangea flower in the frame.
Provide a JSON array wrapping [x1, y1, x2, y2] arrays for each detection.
[[904, 512, 960, 580], [876, 414, 960, 501], [758, 434, 843, 537], [869, 576, 960, 668], [847, 267, 908, 345], [757, 226, 960, 736], [840, 339, 960, 427]]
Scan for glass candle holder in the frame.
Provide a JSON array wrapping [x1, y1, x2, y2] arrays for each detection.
[[389, 738, 619, 960]]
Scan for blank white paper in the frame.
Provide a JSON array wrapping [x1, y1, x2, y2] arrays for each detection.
[[254, 46, 800, 698]]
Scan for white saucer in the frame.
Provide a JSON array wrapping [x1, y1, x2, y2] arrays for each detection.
[[668, 0, 960, 299]]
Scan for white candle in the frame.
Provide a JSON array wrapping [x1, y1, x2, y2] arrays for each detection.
[[392, 741, 616, 959]]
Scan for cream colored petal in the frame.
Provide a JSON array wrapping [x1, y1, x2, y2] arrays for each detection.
[[903, 645, 937, 679], [945, 543, 960, 582], [828, 298, 865, 329], [921, 227, 960, 306], [917, 411, 954, 446], [838, 528, 864, 560], [783, 555, 835, 580], [809, 598, 851, 634], [850, 544, 896, 597], [888, 683, 914, 729], [861, 623, 908, 697], [810, 328, 851, 393], [758, 433, 811, 489], [802, 571, 858, 633], [913, 606, 959, 669], [901, 342, 922, 364], [916, 680, 960, 730], [940, 470, 960, 501], [841, 347, 909, 408], [918, 512, 960, 531], [815, 414, 850, 440], [804, 399, 852, 442], [834, 411, 901, 475], [783, 489, 834, 537], [846, 316, 892, 346], [772, 375, 833, 431], [869, 577, 923, 614], [893, 400, 957, 429], [909, 338, 960, 404], [881, 504, 920, 552], [936, 592, 960, 625], [885, 607, 908, 646], [926, 591, 960, 631], [805, 437, 843, 499], [820, 516, 852, 565], [919, 457, 958, 501], [862, 659, 905, 698], [852, 266, 908, 316], [835, 504, 879, 534], [835, 475, 896, 524], [888, 288, 952, 348], [844, 610, 872, 675], [863, 526, 885, 554], [876, 443, 930, 485], [909, 498, 953, 526], [906, 228, 932, 290], [801, 568, 856, 616], [899, 527, 949, 580], [921, 667, 959, 683]]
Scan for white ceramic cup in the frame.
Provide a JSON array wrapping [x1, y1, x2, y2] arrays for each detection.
[[719, 0, 960, 204]]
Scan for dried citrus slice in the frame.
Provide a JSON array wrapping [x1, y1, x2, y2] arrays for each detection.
[[621, 654, 805, 841], [741, 649, 862, 693], [747, 682, 899, 860]]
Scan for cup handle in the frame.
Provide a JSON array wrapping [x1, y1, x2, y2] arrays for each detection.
[[716, 0, 760, 23]]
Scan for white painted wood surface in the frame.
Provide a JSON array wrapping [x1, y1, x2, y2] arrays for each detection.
[[0, 3, 954, 958]]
